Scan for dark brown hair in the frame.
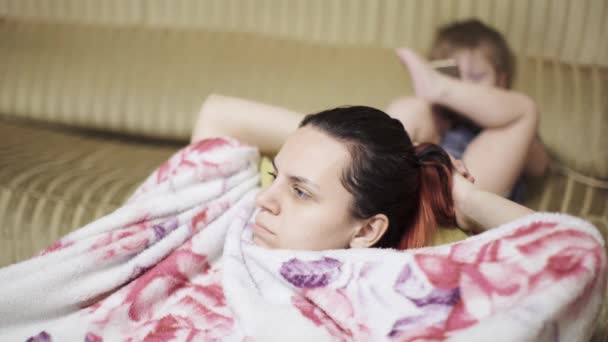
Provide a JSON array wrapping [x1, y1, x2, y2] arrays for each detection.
[[300, 106, 456, 249], [429, 18, 515, 88]]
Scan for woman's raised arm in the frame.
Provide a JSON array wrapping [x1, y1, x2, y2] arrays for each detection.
[[191, 94, 304, 155], [452, 173, 534, 233]]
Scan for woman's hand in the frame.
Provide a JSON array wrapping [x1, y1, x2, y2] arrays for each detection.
[[449, 156, 535, 233], [395, 48, 449, 103], [449, 158, 478, 233]]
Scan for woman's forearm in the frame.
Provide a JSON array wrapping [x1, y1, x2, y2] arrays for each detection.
[[191, 94, 304, 155], [458, 187, 534, 233], [435, 76, 538, 129]]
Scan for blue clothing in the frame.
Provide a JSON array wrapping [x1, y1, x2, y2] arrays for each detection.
[[440, 124, 526, 203]]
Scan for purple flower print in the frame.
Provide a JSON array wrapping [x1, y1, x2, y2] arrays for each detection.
[[394, 264, 427, 298], [26, 331, 52, 342], [280, 257, 342, 288], [394, 264, 460, 307], [388, 304, 454, 338], [153, 217, 179, 240], [411, 287, 460, 307], [389, 264, 461, 340]]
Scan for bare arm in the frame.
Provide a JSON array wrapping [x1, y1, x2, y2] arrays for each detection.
[[420, 63, 551, 177], [453, 174, 534, 233], [385, 97, 443, 145], [395, 49, 537, 129], [397, 48, 549, 196], [433, 70, 551, 180], [191, 94, 304, 155], [434, 76, 538, 129]]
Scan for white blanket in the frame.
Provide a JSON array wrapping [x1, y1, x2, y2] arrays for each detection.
[[0, 138, 605, 341]]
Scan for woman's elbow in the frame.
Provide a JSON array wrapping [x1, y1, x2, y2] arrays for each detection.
[[191, 94, 227, 143]]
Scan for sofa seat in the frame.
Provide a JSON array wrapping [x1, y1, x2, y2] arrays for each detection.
[[0, 118, 179, 265]]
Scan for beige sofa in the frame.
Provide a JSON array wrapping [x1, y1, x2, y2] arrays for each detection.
[[0, 1, 606, 339]]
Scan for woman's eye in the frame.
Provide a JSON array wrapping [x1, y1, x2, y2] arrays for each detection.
[[293, 186, 310, 200]]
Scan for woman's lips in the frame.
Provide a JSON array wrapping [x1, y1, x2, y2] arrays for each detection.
[[253, 220, 275, 236]]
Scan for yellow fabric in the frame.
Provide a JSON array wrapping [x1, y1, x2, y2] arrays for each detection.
[[259, 156, 274, 189]]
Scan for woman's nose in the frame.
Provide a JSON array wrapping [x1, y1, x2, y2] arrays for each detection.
[[255, 186, 280, 215]]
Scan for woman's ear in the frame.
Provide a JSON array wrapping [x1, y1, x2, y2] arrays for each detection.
[[349, 214, 389, 248]]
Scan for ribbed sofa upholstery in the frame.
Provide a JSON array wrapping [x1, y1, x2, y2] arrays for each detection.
[[0, 1, 606, 339]]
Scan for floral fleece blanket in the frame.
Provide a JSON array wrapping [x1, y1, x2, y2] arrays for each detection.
[[0, 138, 605, 341]]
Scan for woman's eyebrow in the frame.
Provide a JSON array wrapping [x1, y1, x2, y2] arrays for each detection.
[[272, 159, 320, 191]]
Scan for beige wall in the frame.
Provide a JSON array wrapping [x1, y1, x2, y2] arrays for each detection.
[[0, 0, 606, 66]]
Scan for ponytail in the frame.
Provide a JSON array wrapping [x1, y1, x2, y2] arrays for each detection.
[[399, 143, 457, 249]]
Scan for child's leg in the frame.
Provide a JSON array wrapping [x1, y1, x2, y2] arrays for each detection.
[[385, 96, 442, 145], [462, 117, 537, 197], [524, 137, 550, 177]]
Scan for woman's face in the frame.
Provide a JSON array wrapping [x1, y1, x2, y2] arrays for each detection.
[[253, 126, 363, 250], [451, 48, 504, 88]]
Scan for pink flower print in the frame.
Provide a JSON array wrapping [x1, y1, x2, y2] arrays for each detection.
[[174, 295, 234, 339], [291, 294, 354, 341], [187, 283, 226, 307], [504, 221, 558, 241], [415, 254, 462, 289], [156, 159, 173, 184], [190, 208, 209, 232], [39, 240, 74, 256], [188, 138, 230, 154], [141, 315, 190, 341], [84, 332, 103, 342], [155, 138, 229, 185], [443, 298, 478, 331], [123, 250, 210, 322]]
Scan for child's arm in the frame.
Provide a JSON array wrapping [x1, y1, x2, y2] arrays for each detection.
[[396, 48, 548, 196], [396, 49, 537, 130]]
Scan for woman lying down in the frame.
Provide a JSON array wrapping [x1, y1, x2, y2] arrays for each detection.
[[0, 96, 605, 340]]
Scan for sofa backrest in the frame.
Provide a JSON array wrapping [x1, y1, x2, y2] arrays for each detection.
[[0, 0, 605, 67], [0, 1, 606, 179]]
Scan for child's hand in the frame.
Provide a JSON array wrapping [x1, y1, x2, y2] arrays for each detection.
[[395, 48, 447, 103]]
